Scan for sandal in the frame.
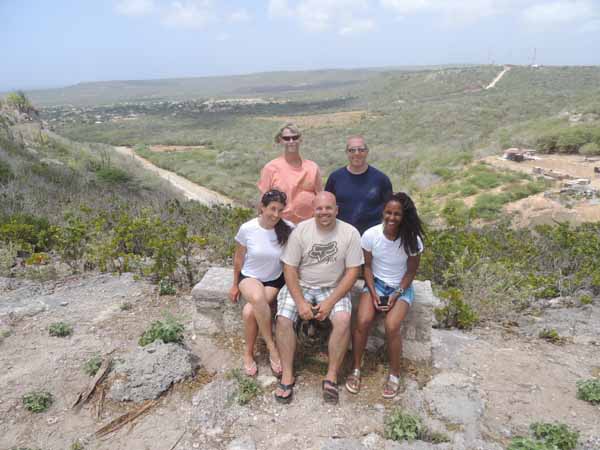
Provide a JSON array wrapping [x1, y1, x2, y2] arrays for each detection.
[[270, 356, 283, 378], [382, 374, 401, 399], [274, 381, 294, 404], [322, 379, 339, 405], [243, 360, 258, 377], [345, 369, 361, 394]]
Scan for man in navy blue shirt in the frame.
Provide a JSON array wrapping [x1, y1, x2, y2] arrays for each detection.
[[325, 136, 393, 235]]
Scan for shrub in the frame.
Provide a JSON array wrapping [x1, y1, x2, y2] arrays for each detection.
[[576, 378, 600, 404], [96, 166, 131, 184], [228, 369, 262, 405], [470, 193, 509, 220], [48, 322, 73, 337], [83, 355, 103, 376], [0, 214, 55, 252], [384, 410, 424, 441], [120, 302, 133, 311], [22, 390, 53, 412], [530, 422, 579, 450], [580, 142, 600, 156], [0, 159, 13, 183], [538, 328, 564, 344], [5, 91, 35, 114], [70, 441, 84, 450], [434, 288, 478, 329], [139, 315, 184, 346], [158, 278, 176, 296], [579, 294, 593, 305], [507, 437, 550, 450]]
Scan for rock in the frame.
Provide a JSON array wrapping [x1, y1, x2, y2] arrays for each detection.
[[422, 372, 484, 444], [257, 375, 277, 388], [108, 340, 196, 402], [190, 378, 239, 433], [321, 438, 367, 450], [227, 436, 257, 450]]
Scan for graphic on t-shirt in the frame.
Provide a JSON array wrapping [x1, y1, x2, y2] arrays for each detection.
[[308, 242, 338, 263]]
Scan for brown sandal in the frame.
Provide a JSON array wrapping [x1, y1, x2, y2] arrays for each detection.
[[323, 380, 339, 404]]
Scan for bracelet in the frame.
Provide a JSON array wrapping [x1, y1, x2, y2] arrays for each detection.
[[394, 287, 405, 296]]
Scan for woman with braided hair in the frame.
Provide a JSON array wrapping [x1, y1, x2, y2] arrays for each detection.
[[346, 192, 425, 398]]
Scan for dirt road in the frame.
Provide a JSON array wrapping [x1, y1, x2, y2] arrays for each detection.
[[485, 66, 511, 90], [113, 146, 236, 206]]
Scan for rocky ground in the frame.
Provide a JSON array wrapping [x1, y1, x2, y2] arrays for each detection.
[[1, 271, 599, 450]]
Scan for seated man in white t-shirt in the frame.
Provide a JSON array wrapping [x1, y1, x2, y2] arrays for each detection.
[[274, 192, 364, 405]]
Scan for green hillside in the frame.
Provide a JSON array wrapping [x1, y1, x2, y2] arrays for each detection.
[[36, 65, 600, 203]]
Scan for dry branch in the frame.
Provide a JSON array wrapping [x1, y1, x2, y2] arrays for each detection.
[[72, 357, 112, 409], [95, 400, 159, 437]]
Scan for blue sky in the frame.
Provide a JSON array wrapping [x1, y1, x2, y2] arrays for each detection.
[[1, 0, 599, 90]]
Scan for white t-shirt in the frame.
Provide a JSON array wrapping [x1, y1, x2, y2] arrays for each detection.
[[361, 224, 424, 288], [235, 218, 293, 282]]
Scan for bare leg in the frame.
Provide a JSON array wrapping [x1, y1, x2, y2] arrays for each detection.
[[239, 279, 280, 363], [242, 303, 258, 368], [351, 292, 377, 370], [326, 311, 351, 383], [384, 300, 410, 376], [275, 316, 296, 398]]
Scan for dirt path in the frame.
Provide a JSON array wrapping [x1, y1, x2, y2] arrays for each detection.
[[113, 146, 236, 206], [485, 66, 511, 90]]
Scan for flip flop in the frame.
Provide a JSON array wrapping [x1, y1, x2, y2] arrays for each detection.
[[270, 357, 283, 378], [322, 379, 339, 405], [274, 381, 294, 404], [345, 369, 361, 394], [243, 360, 258, 377]]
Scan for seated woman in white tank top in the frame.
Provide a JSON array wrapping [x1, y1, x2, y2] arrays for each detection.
[[229, 189, 294, 377]]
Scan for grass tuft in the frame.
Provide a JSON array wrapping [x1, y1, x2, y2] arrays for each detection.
[[22, 390, 53, 413], [48, 322, 73, 337], [139, 315, 184, 346]]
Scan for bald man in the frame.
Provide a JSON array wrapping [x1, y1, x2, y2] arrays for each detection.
[[274, 192, 363, 405]]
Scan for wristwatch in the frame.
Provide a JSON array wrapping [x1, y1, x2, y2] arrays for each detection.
[[394, 287, 405, 296]]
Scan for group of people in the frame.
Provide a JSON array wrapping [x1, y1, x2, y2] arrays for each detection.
[[228, 123, 425, 405]]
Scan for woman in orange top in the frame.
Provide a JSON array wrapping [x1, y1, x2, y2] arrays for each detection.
[[258, 123, 323, 224]]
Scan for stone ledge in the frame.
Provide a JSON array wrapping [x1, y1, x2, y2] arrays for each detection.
[[192, 267, 439, 365]]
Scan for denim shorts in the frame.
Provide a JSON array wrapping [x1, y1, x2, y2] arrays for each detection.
[[363, 277, 415, 306]]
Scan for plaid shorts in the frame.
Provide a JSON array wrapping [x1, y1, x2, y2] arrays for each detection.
[[276, 285, 352, 323]]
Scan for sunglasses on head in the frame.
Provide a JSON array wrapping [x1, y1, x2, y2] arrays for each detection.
[[347, 147, 368, 153], [281, 135, 300, 142], [263, 189, 287, 202]]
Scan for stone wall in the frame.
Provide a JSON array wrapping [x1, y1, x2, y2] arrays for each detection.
[[192, 267, 439, 366]]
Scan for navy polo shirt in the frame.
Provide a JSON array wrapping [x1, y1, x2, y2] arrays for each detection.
[[325, 166, 393, 235]]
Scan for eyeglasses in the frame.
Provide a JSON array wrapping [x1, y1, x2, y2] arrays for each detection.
[[281, 135, 300, 142], [347, 147, 368, 153]]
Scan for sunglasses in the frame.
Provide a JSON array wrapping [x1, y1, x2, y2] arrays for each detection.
[[281, 135, 300, 142], [347, 147, 368, 153], [263, 189, 287, 203]]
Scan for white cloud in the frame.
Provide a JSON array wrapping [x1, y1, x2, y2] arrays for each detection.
[[161, 0, 215, 29], [380, 0, 507, 24], [228, 8, 251, 23], [521, 0, 598, 28], [268, 0, 292, 18], [268, 0, 376, 35], [115, 0, 156, 16], [339, 17, 375, 35]]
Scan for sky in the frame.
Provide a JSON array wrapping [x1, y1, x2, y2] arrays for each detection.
[[1, 0, 600, 91]]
